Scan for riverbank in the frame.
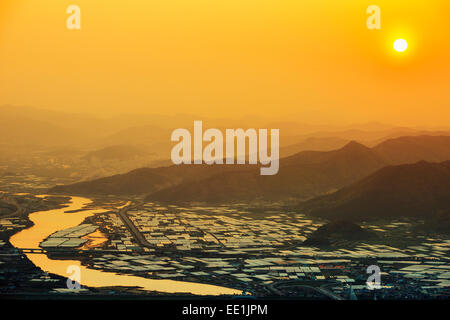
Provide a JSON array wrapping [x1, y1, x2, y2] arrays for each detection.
[[8, 196, 241, 296]]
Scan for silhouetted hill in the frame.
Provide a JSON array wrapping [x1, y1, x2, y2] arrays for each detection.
[[0, 200, 17, 215], [50, 136, 450, 203], [51, 141, 385, 200], [50, 168, 169, 195], [148, 141, 387, 202], [49, 164, 253, 195], [300, 161, 450, 220], [414, 210, 450, 234], [303, 220, 378, 246]]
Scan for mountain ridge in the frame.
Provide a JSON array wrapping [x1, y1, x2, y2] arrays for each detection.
[[299, 160, 450, 221], [49, 135, 450, 203]]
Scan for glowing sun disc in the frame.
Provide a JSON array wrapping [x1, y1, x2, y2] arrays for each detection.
[[394, 39, 408, 52]]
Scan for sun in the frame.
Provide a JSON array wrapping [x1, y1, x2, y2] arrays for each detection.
[[394, 39, 408, 53]]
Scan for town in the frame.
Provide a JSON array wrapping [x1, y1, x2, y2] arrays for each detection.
[[0, 173, 449, 299]]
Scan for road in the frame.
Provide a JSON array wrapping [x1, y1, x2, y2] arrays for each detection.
[[268, 281, 344, 300], [117, 201, 155, 249]]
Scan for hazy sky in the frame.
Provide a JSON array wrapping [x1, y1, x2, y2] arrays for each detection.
[[1, 0, 449, 126]]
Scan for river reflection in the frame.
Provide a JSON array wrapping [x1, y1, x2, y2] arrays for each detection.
[[9, 196, 241, 296]]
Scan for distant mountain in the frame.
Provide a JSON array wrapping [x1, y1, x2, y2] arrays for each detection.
[[42, 147, 83, 158], [51, 140, 387, 201], [373, 135, 450, 164], [0, 113, 89, 147], [149, 136, 450, 203], [101, 125, 172, 145], [289, 127, 450, 149], [83, 145, 152, 162], [289, 128, 417, 146], [49, 135, 450, 203], [299, 161, 450, 221], [100, 125, 174, 158], [368, 129, 450, 147], [0, 105, 108, 139], [279, 137, 350, 157]]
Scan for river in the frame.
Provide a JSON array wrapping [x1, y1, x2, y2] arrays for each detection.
[[9, 196, 241, 296]]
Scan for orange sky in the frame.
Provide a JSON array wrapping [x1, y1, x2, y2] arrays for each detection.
[[0, 0, 449, 126]]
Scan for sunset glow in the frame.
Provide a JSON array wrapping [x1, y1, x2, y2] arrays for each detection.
[[394, 39, 408, 52], [0, 0, 449, 126], [1, 1, 450, 306]]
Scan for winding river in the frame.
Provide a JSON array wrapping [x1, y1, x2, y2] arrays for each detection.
[[9, 196, 241, 296]]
